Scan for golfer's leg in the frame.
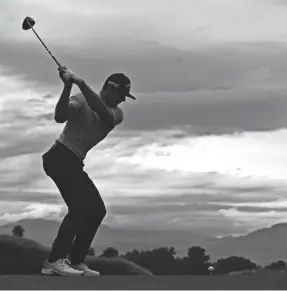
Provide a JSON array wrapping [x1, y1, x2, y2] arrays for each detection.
[[48, 211, 80, 262], [69, 173, 106, 264], [47, 174, 90, 263]]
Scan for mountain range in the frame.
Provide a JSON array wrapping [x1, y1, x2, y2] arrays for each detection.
[[1, 218, 287, 266]]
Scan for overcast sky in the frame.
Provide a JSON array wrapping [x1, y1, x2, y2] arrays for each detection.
[[1, 0, 287, 237]]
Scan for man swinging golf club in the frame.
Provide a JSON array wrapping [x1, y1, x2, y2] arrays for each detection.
[[41, 66, 136, 276]]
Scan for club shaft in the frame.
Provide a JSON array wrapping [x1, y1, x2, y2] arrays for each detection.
[[31, 27, 62, 68]]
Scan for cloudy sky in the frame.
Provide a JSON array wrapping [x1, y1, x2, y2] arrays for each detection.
[[2, 0, 287, 237]]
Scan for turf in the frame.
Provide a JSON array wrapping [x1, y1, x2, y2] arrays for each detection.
[[1, 273, 287, 290]]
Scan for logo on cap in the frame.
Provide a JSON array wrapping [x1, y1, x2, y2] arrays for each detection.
[[108, 81, 120, 88], [108, 80, 131, 89]]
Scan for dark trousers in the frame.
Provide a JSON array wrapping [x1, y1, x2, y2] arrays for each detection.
[[42, 141, 106, 264]]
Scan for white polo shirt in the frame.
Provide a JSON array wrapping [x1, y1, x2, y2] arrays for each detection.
[[57, 92, 123, 160]]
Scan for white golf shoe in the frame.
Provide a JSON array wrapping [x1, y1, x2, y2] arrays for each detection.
[[41, 258, 84, 276], [70, 263, 100, 276]]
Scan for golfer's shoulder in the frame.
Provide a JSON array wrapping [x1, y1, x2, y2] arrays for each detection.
[[115, 106, 123, 116], [109, 106, 124, 125], [114, 106, 124, 119]]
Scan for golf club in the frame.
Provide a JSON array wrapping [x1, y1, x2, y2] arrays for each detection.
[[22, 16, 62, 68]]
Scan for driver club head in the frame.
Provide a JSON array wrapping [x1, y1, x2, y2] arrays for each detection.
[[22, 16, 35, 30]]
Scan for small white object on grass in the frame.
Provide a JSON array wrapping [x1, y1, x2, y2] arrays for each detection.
[[208, 266, 214, 275]]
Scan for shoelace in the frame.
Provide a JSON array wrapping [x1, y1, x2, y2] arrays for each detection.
[[59, 258, 72, 269]]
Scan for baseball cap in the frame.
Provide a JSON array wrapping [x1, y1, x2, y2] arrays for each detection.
[[102, 73, 136, 100]]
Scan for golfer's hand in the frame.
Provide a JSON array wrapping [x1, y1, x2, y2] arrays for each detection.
[[60, 67, 83, 86], [58, 66, 71, 85]]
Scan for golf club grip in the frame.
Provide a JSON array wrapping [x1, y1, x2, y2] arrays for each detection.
[[31, 28, 62, 68]]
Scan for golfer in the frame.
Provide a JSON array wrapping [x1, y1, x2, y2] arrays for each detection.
[[41, 66, 136, 276]]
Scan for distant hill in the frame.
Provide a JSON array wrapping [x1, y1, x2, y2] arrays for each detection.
[[2, 219, 287, 265], [207, 223, 287, 265], [0, 219, 215, 257]]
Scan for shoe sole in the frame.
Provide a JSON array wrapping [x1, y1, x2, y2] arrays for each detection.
[[41, 268, 84, 276]]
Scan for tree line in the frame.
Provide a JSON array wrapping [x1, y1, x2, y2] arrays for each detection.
[[10, 224, 287, 275], [98, 246, 286, 275]]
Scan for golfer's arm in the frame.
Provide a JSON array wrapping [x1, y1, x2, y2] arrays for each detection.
[[54, 83, 72, 123], [77, 81, 114, 125]]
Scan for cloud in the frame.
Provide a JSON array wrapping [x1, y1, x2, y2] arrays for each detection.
[[1, 125, 287, 235], [2, 39, 287, 93], [218, 207, 287, 232], [114, 128, 287, 180], [3, 40, 287, 134], [3, 0, 287, 135], [0, 188, 60, 204], [3, 0, 287, 48], [0, 201, 63, 224], [103, 181, 287, 236]]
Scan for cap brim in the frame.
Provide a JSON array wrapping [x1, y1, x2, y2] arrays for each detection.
[[126, 93, 136, 100]]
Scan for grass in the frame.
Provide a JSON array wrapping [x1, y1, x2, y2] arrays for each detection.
[[1, 273, 287, 290]]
